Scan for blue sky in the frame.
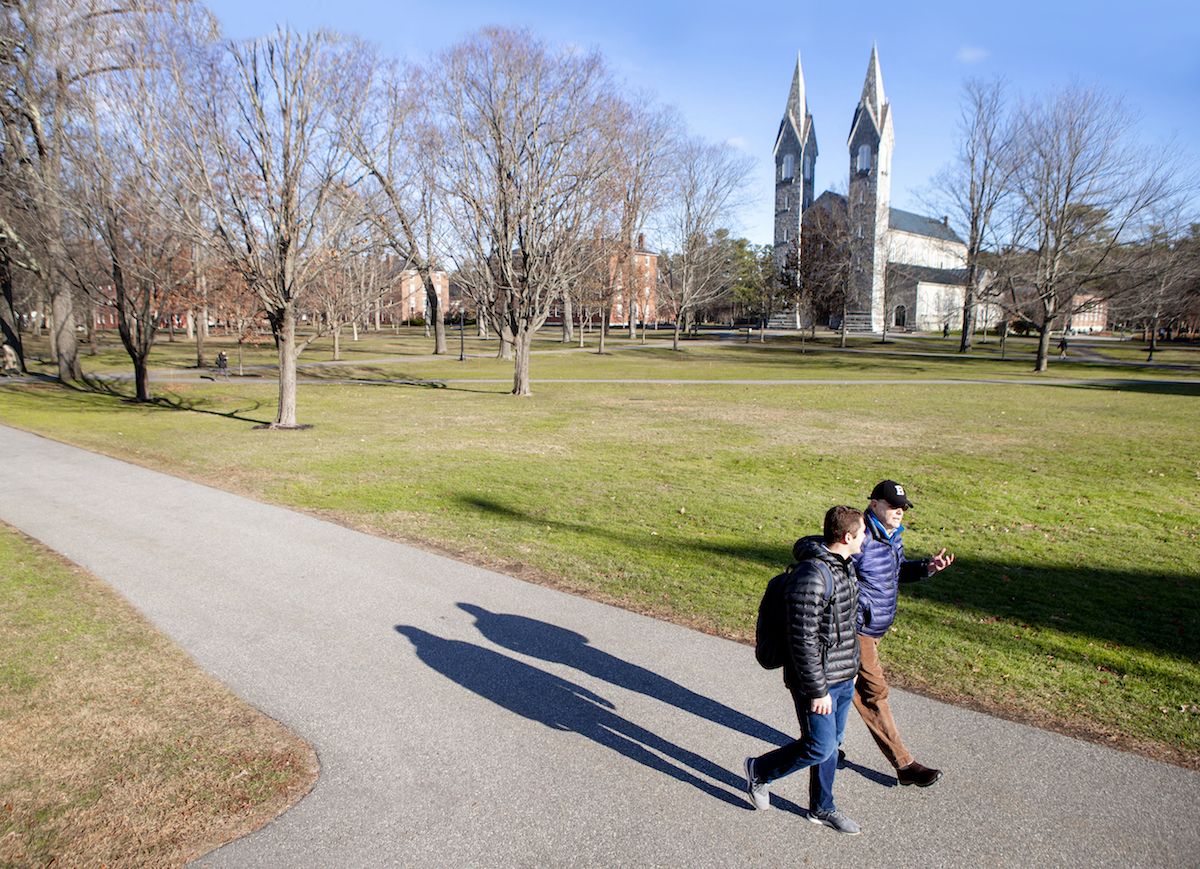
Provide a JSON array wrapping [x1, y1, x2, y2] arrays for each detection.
[[204, 0, 1200, 247]]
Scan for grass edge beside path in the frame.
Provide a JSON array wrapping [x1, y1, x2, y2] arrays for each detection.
[[0, 521, 319, 869]]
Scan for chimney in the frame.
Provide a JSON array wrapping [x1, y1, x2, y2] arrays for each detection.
[[637, 232, 645, 250], [941, 216, 949, 227]]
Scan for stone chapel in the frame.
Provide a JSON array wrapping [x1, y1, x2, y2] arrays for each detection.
[[774, 47, 970, 332]]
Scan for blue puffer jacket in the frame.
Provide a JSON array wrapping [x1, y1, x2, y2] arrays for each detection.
[[850, 512, 928, 639]]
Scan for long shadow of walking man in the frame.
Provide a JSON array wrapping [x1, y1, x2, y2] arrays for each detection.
[[456, 603, 791, 747], [395, 625, 749, 808]]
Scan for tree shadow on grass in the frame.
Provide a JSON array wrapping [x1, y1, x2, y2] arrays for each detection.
[[453, 494, 1199, 666], [457, 493, 793, 573], [1048, 379, 1200, 398], [292, 368, 508, 395], [13, 376, 278, 426], [906, 556, 1200, 665], [394, 624, 751, 810]]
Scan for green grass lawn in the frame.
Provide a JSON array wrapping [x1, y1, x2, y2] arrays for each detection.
[[3, 329, 1198, 767]]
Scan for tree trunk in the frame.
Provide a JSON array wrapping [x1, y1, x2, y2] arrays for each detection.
[[498, 321, 513, 360], [959, 273, 976, 353], [1035, 324, 1051, 372], [672, 320, 681, 352], [273, 308, 300, 428], [134, 356, 150, 403], [511, 325, 532, 396], [196, 311, 206, 368], [562, 292, 574, 343], [51, 279, 80, 381], [423, 273, 447, 354], [0, 251, 25, 369], [598, 305, 609, 354], [86, 301, 99, 355]]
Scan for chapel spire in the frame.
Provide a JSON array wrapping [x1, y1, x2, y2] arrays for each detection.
[[773, 51, 818, 282], [786, 52, 811, 143], [859, 43, 886, 125]]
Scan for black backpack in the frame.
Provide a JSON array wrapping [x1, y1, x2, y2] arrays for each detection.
[[754, 560, 835, 669]]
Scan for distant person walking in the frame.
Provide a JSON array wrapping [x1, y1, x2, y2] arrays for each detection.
[[745, 505, 865, 835], [1058, 335, 1069, 359], [216, 350, 230, 380], [810, 480, 952, 788]]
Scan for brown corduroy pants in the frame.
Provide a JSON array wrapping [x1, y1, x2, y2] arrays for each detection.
[[853, 634, 913, 770]]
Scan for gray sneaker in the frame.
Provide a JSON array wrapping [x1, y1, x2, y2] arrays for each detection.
[[744, 757, 770, 810], [808, 808, 861, 835]]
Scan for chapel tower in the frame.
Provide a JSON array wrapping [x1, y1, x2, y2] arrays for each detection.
[[773, 53, 818, 280], [846, 46, 894, 331]]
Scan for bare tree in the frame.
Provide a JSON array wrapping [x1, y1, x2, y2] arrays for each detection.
[[608, 95, 676, 340], [999, 84, 1186, 371], [1119, 203, 1199, 359], [0, 0, 137, 381], [430, 27, 618, 395], [656, 135, 754, 351], [342, 51, 451, 355], [928, 77, 1015, 353], [56, 2, 221, 400], [69, 105, 178, 400], [167, 26, 364, 426]]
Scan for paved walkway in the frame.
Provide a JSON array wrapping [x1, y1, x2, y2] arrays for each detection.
[[1, 423, 1197, 868]]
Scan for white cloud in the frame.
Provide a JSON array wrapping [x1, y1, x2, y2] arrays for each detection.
[[956, 45, 990, 64], [726, 136, 752, 151]]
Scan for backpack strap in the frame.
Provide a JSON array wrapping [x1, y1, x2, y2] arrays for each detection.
[[814, 561, 834, 604], [812, 560, 842, 648]]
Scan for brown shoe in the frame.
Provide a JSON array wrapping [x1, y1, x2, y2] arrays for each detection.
[[897, 762, 942, 787]]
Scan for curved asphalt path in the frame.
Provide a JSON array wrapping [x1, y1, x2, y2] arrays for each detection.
[[1, 422, 1197, 868]]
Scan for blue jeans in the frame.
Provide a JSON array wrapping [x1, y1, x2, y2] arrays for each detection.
[[752, 677, 854, 813]]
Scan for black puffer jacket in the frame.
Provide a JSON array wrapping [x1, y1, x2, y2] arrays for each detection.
[[782, 536, 861, 698]]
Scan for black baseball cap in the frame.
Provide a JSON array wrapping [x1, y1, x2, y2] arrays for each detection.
[[871, 480, 913, 509]]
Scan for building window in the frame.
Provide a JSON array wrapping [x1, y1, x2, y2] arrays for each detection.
[[894, 305, 907, 328], [782, 154, 795, 181], [804, 154, 813, 180], [857, 144, 871, 174]]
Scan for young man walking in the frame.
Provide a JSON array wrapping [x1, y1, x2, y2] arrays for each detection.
[[844, 479, 953, 786], [745, 506, 865, 834]]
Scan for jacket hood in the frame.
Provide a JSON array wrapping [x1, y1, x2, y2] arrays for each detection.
[[793, 534, 838, 565]]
